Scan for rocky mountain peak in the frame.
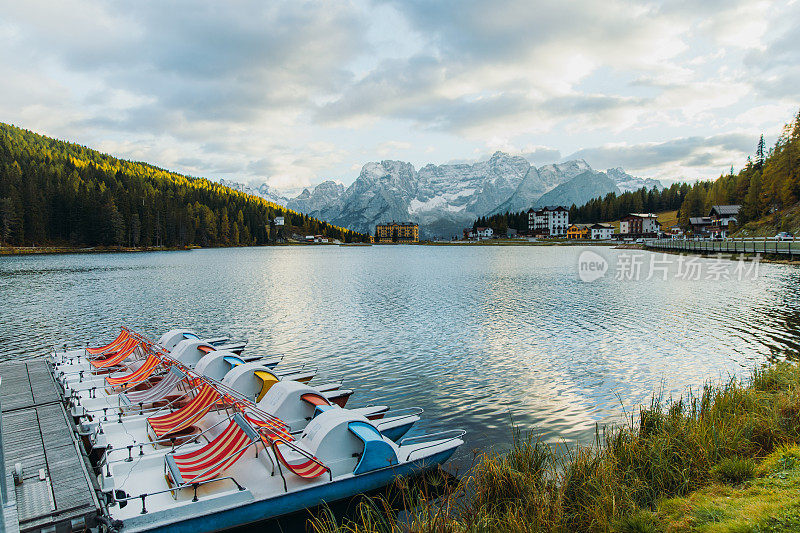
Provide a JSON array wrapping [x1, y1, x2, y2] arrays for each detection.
[[247, 153, 661, 239]]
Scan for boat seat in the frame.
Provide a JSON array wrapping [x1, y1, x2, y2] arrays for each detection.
[[240, 411, 292, 443], [89, 339, 142, 368], [121, 367, 187, 406], [197, 345, 215, 354], [347, 421, 397, 475], [165, 413, 259, 487], [272, 442, 329, 480], [147, 384, 221, 439], [300, 393, 330, 407], [86, 329, 129, 355], [105, 353, 161, 389]]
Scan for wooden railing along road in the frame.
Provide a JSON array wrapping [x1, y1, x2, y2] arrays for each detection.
[[647, 238, 800, 257]]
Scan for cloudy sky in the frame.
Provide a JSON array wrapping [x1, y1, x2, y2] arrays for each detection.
[[1, 0, 798, 193]]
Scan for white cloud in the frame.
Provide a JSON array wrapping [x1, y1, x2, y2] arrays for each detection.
[[0, 0, 795, 192]]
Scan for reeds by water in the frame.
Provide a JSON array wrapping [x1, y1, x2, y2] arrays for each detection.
[[311, 362, 800, 532]]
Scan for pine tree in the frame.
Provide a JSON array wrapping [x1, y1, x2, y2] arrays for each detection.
[[756, 134, 766, 170]]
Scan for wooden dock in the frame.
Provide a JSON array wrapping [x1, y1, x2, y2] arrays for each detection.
[[0, 359, 100, 533]]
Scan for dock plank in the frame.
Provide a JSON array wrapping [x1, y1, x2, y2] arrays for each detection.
[[1, 360, 99, 532], [0, 363, 34, 412]]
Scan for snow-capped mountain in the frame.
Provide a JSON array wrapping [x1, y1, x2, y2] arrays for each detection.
[[606, 168, 663, 193], [534, 170, 621, 208], [286, 180, 344, 215], [492, 159, 592, 214], [310, 152, 533, 238], [233, 153, 662, 238], [219, 179, 289, 207]]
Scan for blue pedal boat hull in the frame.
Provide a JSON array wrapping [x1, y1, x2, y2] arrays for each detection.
[[130, 447, 457, 533]]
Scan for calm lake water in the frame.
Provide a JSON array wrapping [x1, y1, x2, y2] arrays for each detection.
[[2, 245, 800, 469]]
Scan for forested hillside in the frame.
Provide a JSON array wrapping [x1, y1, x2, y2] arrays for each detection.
[[0, 123, 366, 247], [675, 110, 800, 233], [473, 183, 690, 234]]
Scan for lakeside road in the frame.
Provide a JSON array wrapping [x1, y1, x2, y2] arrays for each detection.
[[648, 238, 800, 258]]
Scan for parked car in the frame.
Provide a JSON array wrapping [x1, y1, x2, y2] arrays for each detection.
[[773, 232, 794, 241]]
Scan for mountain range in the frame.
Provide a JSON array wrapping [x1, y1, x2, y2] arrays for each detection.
[[222, 153, 662, 238]]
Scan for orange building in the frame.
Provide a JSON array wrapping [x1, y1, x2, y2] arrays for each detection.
[[566, 224, 590, 239], [375, 222, 419, 243]]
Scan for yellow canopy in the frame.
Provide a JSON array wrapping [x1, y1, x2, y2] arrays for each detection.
[[254, 370, 279, 402]]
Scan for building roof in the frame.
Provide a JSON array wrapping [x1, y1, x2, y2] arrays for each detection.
[[623, 213, 659, 219], [709, 205, 741, 217], [377, 221, 418, 227], [476, 227, 491, 232], [591, 223, 614, 229], [689, 217, 712, 225], [569, 223, 592, 229]]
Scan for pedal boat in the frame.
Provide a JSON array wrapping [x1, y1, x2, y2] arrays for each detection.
[[90, 363, 410, 459], [100, 407, 463, 533]]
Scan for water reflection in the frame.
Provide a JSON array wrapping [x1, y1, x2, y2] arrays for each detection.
[[2, 246, 799, 467]]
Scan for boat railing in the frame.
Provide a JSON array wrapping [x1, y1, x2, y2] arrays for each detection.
[[125, 329, 289, 430], [375, 407, 424, 427], [113, 474, 246, 515], [70, 375, 196, 421], [382, 407, 423, 418], [77, 365, 173, 399], [271, 362, 312, 375], [104, 414, 233, 465], [400, 429, 466, 461], [59, 344, 152, 380]]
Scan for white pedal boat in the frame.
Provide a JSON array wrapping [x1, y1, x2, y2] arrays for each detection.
[[100, 408, 463, 532], [90, 364, 412, 457], [54, 333, 252, 382]]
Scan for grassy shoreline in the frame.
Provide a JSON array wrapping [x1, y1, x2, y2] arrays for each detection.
[[313, 362, 800, 533], [0, 242, 353, 256], [0, 244, 199, 255]]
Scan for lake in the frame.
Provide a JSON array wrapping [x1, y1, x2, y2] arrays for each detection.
[[2, 245, 799, 469]]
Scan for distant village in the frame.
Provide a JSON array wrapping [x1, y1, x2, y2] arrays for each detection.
[[462, 204, 742, 242], [365, 205, 743, 244]]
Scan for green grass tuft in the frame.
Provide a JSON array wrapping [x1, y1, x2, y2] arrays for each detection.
[[612, 510, 663, 533], [692, 504, 727, 525], [711, 457, 756, 484]]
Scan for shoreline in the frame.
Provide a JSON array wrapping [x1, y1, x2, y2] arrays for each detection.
[[421, 239, 617, 246], [314, 361, 800, 533], [0, 244, 198, 256], [0, 242, 351, 256]]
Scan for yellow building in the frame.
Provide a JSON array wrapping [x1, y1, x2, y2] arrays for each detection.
[[566, 223, 590, 239], [375, 222, 419, 243]]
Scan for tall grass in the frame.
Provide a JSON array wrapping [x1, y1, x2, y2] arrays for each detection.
[[311, 362, 800, 533]]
